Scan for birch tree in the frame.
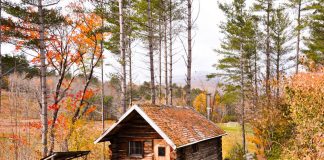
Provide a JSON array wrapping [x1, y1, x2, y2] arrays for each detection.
[[119, 0, 127, 112]]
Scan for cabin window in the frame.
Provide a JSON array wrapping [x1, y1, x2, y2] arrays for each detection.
[[129, 141, 143, 157], [158, 147, 166, 156], [192, 144, 199, 153]]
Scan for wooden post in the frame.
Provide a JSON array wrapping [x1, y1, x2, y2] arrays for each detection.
[[206, 93, 211, 120]]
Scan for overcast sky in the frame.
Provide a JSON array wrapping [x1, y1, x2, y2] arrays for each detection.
[[1, 0, 258, 85], [104, 0, 226, 85]]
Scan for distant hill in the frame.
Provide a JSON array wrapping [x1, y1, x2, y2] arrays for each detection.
[[173, 71, 221, 93]]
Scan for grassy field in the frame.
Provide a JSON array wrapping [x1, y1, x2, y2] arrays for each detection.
[[218, 122, 256, 158]]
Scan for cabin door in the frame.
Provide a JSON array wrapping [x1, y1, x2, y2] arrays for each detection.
[[153, 139, 170, 160]]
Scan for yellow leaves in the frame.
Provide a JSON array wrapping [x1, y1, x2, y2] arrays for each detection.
[[193, 93, 207, 114]]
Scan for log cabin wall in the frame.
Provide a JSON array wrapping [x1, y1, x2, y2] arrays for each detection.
[[176, 137, 222, 160], [108, 112, 162, 160]]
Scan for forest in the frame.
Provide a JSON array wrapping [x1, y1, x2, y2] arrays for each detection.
[[0, 0, 323, 159]]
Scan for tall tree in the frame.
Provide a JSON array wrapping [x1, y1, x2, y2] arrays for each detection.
[[290, 0, 303, 73], [2, 0, 62, 156], [97, 1, 106, 159], [254, 0, 274, 103], [45, 21, 77, 154], [164, 0, 169, 105], [185, 0, 192, 106], [168, 0, 173, 105], [147, 0, 156, 104], [119, 0, 127, 112], [65, 12, 106, 151], [304, 0, 324, 67], [128, 34, 133, 106], [217, 0, 258, 153], [158, 14, 162, 104], [270, 7, 293, 102], [0, 0, 2, 113], [38, 0, 50, 155]]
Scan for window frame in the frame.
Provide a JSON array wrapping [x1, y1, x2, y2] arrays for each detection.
[[128, 141, 144, 158], [158, 146, 166, 157], [192, 144, 199, 153]]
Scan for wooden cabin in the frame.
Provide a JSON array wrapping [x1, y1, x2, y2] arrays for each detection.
[[95, 104, 226, 160]]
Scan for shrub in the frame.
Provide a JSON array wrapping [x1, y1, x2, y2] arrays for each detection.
[[226, 143, 245, 160]]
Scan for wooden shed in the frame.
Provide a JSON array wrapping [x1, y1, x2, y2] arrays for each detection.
[[95, 104, 226, 160]]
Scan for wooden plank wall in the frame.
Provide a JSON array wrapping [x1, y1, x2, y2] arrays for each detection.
[[109, 112, 162, 160], [176, 137, 222, 160]]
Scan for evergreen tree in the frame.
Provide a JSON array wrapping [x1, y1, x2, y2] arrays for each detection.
[[254, 0, 274, 102], [1, 1, 63, 156], [304, 0, 324, 66], [217, 0, 259, 153], [270, 7, 293, 101], [287, 0, 305, 73]]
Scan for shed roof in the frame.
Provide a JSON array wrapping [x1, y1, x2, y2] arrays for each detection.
[[41, 151, 90, 160], [94, 104, 226, 149]]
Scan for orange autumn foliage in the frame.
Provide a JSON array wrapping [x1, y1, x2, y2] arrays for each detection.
[[284, 69, 324, 159]]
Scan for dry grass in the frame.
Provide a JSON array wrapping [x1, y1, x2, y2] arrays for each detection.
[[0, 90, 115, 159], [218, 122, 256, 158]]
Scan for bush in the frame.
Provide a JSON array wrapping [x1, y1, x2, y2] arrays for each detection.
[[284, 71, 324, 159], [226, 143, 245, 160], [222, 115, 238, 122]]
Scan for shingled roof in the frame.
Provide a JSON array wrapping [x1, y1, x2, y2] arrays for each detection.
[[94, 104, 226, 149]]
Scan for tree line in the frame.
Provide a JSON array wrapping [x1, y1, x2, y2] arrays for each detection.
[[0, 0, 198, 158], [210, 0, 323, 159]]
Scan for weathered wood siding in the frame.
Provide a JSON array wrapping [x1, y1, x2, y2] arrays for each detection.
[[109, 112, 162, 160], [176, 137, 222, 160]]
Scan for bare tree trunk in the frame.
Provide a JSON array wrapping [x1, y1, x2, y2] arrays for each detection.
[[164, 0, 169, 105], [296, 0, 301, 74], [265, 0, 271, 104], [100, 2, 105, 158], [147, 0, 156, 104], [254, 50, 258, 109], [119, 0, 127, 112], [0, 0, 2, 113], [169, 0, 173, 105], [240, 43, 246, 154], [128, 34, 133, 106], [159, 17, 162, 104], [186, 0, 192, 107], [276, 35, 281, 105], [38, 0, 48, 156], [100, 0, 105, 131]]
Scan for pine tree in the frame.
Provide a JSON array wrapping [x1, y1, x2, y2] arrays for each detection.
[[217, 0, 258, 153], [270, 7, 293, 101], [2, 0, 63, 156], [304, 0, 324, 66], [254, 0, 274, 102], [288, 0, 304, 73]]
